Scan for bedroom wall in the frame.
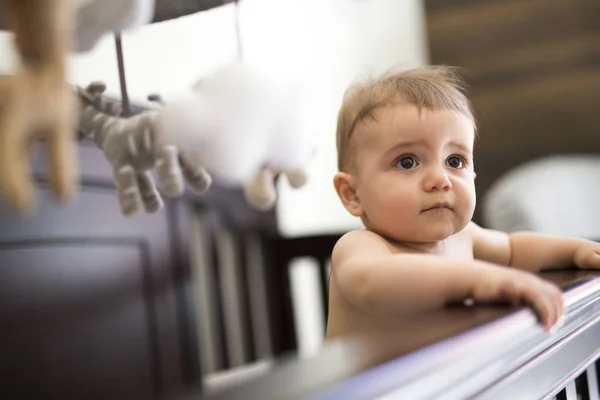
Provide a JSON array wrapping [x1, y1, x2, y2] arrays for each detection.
[[0, 0, 428, 239]]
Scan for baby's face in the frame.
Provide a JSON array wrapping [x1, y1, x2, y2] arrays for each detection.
[[352, 104, 476, 243]]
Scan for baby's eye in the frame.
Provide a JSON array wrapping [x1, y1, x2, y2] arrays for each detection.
[[394, 155, 418, 170], [446, 155, 465, 169]]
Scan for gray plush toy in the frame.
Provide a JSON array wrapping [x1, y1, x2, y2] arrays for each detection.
[[76, 81, 212, 216], [75, 61, 316, 217]]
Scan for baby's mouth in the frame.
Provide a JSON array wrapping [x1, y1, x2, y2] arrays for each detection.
[[421, 203, 453, 213]]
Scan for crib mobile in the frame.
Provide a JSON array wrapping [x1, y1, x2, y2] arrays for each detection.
[[0, 0, 316, 217]]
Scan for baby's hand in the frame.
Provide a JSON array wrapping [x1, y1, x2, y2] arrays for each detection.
[[471, 266, 564, 331], [573, 240, 600, 270]]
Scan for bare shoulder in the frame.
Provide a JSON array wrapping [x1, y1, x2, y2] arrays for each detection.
[[465, 221, 507, 242], [462, 221, 495, 242], [462, 221, 482, 237], [465, 221, 511, 265], [331, 229, 393, 269]]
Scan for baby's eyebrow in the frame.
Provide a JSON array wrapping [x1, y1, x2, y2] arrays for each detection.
[[385, 140, 425, 154], [448, 141, 472, 153]]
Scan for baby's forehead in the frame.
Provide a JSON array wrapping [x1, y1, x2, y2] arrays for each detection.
[[354, 105, 475, 148]]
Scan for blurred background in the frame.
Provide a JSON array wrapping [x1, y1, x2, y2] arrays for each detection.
[[1, 0, 600, 398]]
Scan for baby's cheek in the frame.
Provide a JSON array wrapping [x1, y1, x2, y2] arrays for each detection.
[[386, 190, 419, 216], [456, 185, 477, 223]]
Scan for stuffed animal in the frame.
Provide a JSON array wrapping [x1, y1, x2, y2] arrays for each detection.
[[160, 61, 317, 210], [0, 0, 156, 216], [77, 81, 212, 216], [0, 0, 81, 215], [75, 60, 315, 216], [244, 166, 308, 211], [147, 89, 309, 212], [78, 64, 315, 214]]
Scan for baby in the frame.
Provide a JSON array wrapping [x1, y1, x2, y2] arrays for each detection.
[[327, 66, 600, 341]]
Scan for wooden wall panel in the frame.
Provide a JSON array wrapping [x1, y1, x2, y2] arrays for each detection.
[[424, 0, 600, 224], [427, 0, 600, 64]]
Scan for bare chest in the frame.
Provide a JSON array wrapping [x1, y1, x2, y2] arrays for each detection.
[[439, 236, 474, 260]]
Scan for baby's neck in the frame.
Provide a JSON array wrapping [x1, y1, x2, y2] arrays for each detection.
[[391, 239, 447, 255], [364, 226, 450, 255]]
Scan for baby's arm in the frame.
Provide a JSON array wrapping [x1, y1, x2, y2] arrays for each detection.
[[331, 230, 563, 329], [470, 223, 600, 272]]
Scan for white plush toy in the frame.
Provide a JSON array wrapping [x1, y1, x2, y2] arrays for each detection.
[[158, 61, 318, 210]]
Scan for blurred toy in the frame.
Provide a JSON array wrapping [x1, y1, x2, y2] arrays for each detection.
[[0, 0, 156, 215], [77, 81, 212, 216], [148, 85, 310, 211], [160, 61, 317, 210], [75, 61, 316, 215], [0, 0, 80, 215], [244, 166, 308, 211]]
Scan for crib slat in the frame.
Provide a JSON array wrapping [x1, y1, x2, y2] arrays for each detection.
[[556, 388, 567, 400], [191, 212, 227, 373], [588, 362, 600, 400], [576, 371, 591, 400], [565, 381, 578, 400], [216, 227, 249, 368], [244, 233, 274, 361]]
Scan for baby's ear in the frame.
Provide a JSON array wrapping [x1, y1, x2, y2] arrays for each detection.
[[334, 172, 363, 217]]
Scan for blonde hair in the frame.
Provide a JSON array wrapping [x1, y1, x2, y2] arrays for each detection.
[[335, 65, 476, 171]]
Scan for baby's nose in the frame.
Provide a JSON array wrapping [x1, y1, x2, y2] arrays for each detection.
[[423, 167, 452, 192]]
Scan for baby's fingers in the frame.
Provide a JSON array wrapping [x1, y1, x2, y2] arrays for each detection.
[[585, 251, 600, 270], [545, 282, 565, 329], [526, 281, 563, 332], [528, 291, 554, 331]]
